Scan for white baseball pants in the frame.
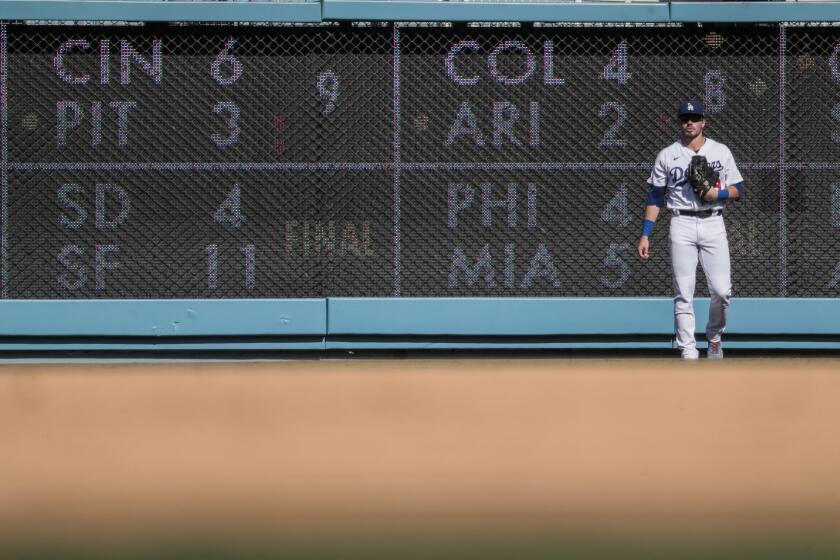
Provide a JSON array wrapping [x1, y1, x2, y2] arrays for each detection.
[[669, 214, 732, 352]]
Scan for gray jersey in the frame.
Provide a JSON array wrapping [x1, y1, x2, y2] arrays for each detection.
[[647, 138, 743, 211]]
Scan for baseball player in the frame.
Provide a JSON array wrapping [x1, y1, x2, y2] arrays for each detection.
[[636, 101, 744, 360]]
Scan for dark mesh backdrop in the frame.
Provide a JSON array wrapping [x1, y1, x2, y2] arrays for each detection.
[[7, 169, 392, 298], [785, 27, 840, 298], [8, 26, 393, 162], [0, 23, 835, 298]]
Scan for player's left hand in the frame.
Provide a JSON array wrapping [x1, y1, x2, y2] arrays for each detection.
[[688, 155, 719, 202]]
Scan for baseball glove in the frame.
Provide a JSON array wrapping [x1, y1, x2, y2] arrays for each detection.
[[687, 155, 720, 200]]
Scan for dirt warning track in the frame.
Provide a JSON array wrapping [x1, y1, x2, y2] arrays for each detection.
[[2, 357, 840, 541]]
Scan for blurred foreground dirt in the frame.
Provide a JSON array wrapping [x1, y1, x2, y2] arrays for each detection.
[[2, 357, 840, 543]]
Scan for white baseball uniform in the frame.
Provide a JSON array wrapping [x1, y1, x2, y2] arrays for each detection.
[[647, 137, 744, 354]]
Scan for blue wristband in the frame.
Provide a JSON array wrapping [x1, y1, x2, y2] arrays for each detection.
[[642, 219, 655, 237], [717, 188, 729, 201]]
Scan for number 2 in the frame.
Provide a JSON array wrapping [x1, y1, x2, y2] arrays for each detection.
[[599, 102, 626, 148]]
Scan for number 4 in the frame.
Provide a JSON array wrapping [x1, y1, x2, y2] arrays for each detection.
[[829, 43, 840, 83], [600, 40, 631, 84], [601, 184, 630, 227]]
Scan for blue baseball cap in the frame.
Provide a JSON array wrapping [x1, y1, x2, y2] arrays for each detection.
[[678, 100, 704, 118]]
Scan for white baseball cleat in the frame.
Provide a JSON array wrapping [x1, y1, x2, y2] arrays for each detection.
[[707, 340, 724, 360], [681, 348, 700, 361]]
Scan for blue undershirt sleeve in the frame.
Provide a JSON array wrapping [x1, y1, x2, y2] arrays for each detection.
[[730, 181, 744, 199], [646, 184, 665, 208]]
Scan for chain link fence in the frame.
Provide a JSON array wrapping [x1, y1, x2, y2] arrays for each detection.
[[0, 22, 837, 298]]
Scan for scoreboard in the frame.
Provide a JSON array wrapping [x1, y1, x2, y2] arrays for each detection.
[[1, 23, 838, 299]]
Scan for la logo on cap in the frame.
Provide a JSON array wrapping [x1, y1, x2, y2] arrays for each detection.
[[687, 103, 694, 111]]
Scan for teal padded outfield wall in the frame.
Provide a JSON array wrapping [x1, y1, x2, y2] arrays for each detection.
[[3, 298, 840, 351], [2, 2, 840, 351], [6, 0, 840, 23]]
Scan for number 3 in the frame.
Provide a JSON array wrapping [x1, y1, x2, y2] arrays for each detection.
[[211, 101, 240, 148]]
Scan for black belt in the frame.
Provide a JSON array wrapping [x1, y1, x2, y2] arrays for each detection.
[[674, 209, 722, 218]]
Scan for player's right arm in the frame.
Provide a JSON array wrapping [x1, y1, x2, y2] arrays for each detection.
[[638, 151, 668, 260], [637, 203, 661, 259]]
